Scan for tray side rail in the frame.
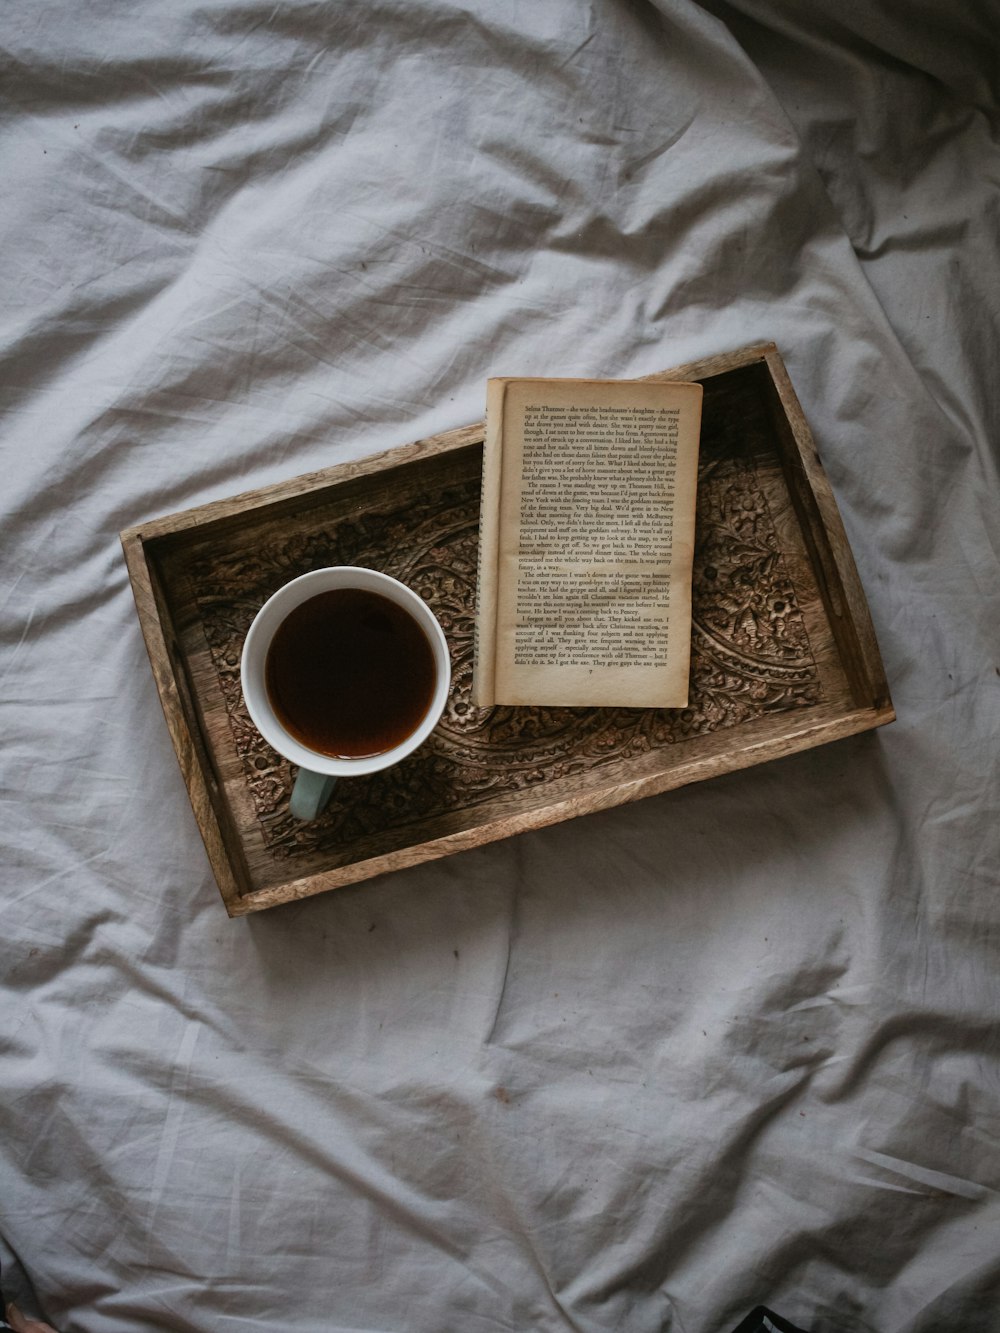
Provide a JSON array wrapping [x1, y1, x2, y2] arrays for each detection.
[[120, 529, 254, 914], [759, 348, 893, 715]]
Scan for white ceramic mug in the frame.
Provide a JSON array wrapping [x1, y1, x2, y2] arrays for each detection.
[[241, 567, 451, 820]]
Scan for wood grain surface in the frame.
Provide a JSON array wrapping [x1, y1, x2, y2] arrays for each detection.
[[120, 344, 894, 916]]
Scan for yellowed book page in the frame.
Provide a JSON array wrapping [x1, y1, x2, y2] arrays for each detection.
[[487, 376, 702, 708]]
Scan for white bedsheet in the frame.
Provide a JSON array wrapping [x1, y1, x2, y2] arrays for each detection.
[[2, 3, 998, 1330]]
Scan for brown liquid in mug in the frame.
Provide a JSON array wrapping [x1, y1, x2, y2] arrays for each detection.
[[264, 588, 437, 760]]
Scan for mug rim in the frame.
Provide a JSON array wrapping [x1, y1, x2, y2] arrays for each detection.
[[240, 566, 451, 777]]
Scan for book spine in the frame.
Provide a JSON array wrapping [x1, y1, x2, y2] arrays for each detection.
[[470, 379, 507, 706]]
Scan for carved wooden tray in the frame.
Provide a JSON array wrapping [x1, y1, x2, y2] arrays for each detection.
[[121, 343, 893, 916]]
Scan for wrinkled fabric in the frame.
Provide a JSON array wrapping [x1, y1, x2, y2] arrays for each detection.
[[1, 2, 998, 1331]]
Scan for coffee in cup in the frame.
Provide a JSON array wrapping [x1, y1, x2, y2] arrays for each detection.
[[241, 567, 450, 819]]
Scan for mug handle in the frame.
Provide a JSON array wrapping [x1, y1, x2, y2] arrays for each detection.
[[289, 769, 338, 821]]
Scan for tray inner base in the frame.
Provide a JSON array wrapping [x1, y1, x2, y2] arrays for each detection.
[[150, 362, 856, 897]]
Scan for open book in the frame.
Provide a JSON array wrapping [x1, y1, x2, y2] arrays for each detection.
[[472, 376, 703, 709]]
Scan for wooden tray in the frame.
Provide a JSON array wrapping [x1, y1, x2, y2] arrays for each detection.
[[121, 343, 894, 917]]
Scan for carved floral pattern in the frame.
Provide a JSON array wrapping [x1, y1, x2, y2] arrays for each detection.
[[186, 453, 822, 863]]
